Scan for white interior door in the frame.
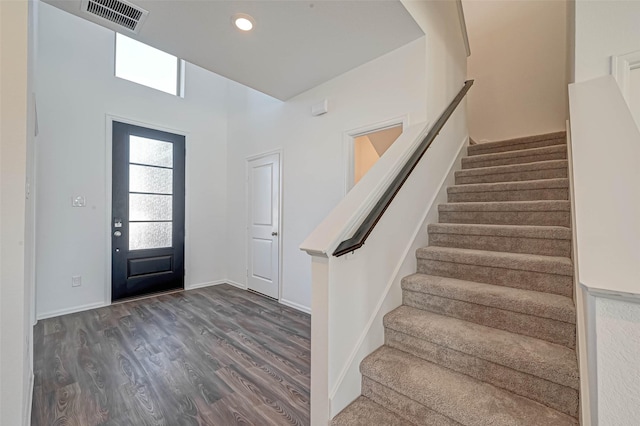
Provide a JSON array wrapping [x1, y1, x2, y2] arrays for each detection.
[[247, 152, 280, 299]]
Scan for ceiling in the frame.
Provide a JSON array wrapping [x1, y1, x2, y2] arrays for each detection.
[[43, 0, 424, 100]]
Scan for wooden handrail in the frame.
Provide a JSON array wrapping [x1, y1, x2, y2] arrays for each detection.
[[333, 80, 474, 257]]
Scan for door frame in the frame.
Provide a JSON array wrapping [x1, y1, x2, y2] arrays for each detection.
[[343, 115, 408, 195], [245, 148, 283, 301], [105, 114, 190, 304]]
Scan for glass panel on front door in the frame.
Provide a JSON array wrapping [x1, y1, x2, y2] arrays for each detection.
[[128, 136, 174, 251]]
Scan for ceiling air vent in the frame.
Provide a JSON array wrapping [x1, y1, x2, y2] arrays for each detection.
[[81, 0, 149, 34]]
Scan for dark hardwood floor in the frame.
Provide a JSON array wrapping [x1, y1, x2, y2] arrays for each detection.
[[31, 284, 310, 426]]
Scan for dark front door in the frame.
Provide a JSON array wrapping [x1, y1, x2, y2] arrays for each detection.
[[112, 121, 185, 301]]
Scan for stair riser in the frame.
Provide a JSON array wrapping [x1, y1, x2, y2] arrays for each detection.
[[385, 328, 579, 418], [448, 187, 569, 203], [331, 397, 415, 426], [429, 232, 571, 257], [439, 210, 571, 227], [417, 259, 573, 296], [456, 167, 568, 185], [361, 377, 460, 426], [462, 150, 567, 170], [468, 138, 566, 156], [361, 347, 579, 425], [403, 290, 576, 348]]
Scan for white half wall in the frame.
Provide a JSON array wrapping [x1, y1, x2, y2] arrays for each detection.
[[463, 0, 569, 142], [225, 37, 429, 312], [569, 77, 640, 295], [35, 3, 230, 318]]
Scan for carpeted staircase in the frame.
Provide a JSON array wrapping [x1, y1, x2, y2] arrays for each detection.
[[332, 131, 579, 425]]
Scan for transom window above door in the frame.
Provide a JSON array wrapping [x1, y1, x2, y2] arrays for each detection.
[[115, 33, 184, 96]]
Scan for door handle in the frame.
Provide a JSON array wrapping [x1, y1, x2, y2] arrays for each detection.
[[114, 230, 122, 237], [271, 232, 278, 236]]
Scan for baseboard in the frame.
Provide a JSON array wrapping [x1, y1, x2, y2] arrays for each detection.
[[185, 280, 226, 290], [225, 280, 247, 290], [37, 301, 109, 320], [280, 298, 311, 315], [37, 279, 249, 320], [23, 370, 34, 426], [329, 135, 469, 406]]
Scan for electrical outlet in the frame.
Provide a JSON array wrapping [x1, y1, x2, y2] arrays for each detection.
[[72, 276, 82, 287]]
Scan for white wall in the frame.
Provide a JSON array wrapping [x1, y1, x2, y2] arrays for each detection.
[[0, 0, 34, 424], [35, 3, 230, 318], [464, 0, 569, 142], [225, 37, 428, 312], [574, 0, 640, 83]]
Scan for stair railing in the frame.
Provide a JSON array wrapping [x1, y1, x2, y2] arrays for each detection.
[[333, 80, 474, 257]]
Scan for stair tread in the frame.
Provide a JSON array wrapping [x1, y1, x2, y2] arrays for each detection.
[[331, 396, 413, 426], [402, 273, 575, 324], [428, 223, 572, 240], [464, 145, 566, 163], [448, 178, 569, 193], [416, 246, 573, 276], [361, 346, 578, 426], [456, 159, 568, 177], [468, 132, 566, 155], [439, 200, 571, 211], [384, 306, 579, 389]]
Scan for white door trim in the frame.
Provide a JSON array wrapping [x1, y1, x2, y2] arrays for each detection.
[[245, 148, 283, 301], [343, 115, 408, 195], [104, 114, 190, 305]]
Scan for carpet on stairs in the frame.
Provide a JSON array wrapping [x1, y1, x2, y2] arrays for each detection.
[[332, 131, 579, 426]]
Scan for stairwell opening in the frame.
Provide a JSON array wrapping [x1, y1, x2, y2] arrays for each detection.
[[345, 120, 405, 193]]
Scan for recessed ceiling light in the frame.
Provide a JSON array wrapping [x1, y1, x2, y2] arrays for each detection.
[[232, 13, 255, 32]]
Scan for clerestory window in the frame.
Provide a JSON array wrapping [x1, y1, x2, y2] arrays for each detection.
[[115, 33, 184, 97]]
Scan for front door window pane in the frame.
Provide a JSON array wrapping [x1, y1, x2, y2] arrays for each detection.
[[130, 136, 173, 168], [129, 194, 172, 221], [130, 222, 172, 250], [129, 164, 173, 194]]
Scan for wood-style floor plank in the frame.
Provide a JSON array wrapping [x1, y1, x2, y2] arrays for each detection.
[[32, 284, 310, 426]]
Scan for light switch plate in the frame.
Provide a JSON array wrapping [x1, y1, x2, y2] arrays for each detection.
[[72, 195, 86, 207]]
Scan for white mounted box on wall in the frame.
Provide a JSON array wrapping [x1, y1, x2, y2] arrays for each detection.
[[311, 99, 329, 116]]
